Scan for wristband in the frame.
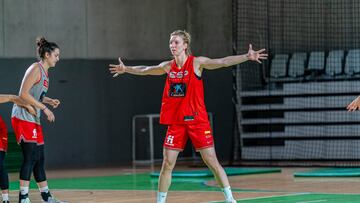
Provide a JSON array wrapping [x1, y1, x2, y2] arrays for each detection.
[[42, 106, 47, 111]]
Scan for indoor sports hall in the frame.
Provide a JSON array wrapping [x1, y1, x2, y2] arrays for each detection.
[[1, 0, 360, 202]]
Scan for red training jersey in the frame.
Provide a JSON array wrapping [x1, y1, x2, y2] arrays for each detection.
[[0, 116, 7, 137], [160, 55, 209, 125], [0, 116, 8, 151]]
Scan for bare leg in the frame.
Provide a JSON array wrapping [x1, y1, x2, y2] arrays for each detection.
[[37, 181, 48, 188], [158, 148, 180, 192], [199, 147, 229, 187], [199, 147, 236, 202], [157, 148, 180, 203], [19, 180, 31, 202], [19, 180, 30, 187]]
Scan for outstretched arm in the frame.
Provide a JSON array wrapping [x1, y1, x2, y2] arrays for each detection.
[[0, 94, 36, 116], [109, 58, 170, 77], [0, 94, 14, 104], [197, 44, 268, 70]]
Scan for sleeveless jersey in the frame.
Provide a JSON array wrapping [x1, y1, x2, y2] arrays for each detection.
[[12, 62, 49, 124], [0, 115, 8, 151], [160, 55, 209, 125]]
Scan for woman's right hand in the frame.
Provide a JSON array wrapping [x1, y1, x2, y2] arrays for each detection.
[[109, 57, 126, 77], [43, 107, 55, 122]]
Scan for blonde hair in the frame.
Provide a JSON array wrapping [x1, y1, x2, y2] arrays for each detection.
[[170, 30, 192, 55]]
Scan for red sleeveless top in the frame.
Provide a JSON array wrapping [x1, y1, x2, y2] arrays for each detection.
[[0, 116, 7, 138], [160, 55, 209, 125]]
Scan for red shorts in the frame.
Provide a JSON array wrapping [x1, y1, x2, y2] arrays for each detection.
[[164, 122, 214, 151], [11, 117, 44, 145], [0, 117, 8, 152]]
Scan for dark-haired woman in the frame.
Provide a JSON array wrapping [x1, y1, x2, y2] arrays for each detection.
[[11, 38, 66, 203]]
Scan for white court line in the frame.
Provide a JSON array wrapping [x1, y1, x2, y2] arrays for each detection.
[[238, 193, 310, 201], [296, 200, 327, 203], [204, 192, 310, 203]]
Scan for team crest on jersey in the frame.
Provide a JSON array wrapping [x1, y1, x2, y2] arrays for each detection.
[[43, 80, 49, 88], [169, 70, 188, 79], [169, 83, 186, 97]]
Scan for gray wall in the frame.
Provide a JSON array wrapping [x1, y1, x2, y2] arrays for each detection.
[[0, 0, 231, 59], [0, 0, 234, 168]]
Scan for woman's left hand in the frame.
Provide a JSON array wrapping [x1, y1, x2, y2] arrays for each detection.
[[49, 99, 61, 108], [247, 44, 268, 64]]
